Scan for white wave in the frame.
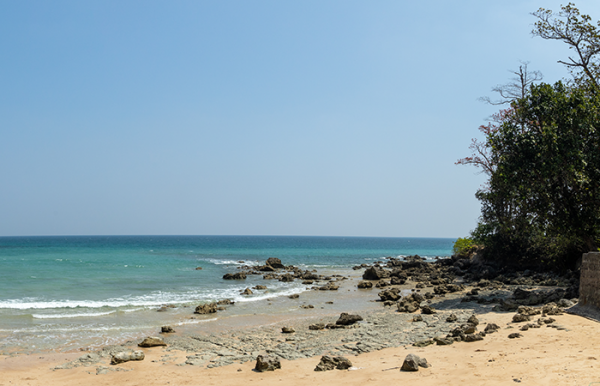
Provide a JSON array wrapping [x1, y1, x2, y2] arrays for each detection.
[[202, 259, 261, 266], [176, 317, 218, 325], [31, 311, 116, 319]]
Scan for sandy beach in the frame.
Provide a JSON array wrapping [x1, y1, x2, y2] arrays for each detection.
[[1, 310, 598, 386], [1, 261, 597, 386]]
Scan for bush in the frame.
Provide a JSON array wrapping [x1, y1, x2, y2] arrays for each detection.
[[453, 237, 475, 257]]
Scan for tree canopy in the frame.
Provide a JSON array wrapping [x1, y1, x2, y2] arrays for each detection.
[[460, 3, 600, 269]]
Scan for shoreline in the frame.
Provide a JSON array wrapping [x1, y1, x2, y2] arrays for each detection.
[[2, 256, 598, 385]]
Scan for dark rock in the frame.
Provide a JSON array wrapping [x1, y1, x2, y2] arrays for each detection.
[[265, 258, 285, 269], [484, 323, 500, 333], [318, 282, 339, 290], [138, 336, 167, 347], [390, 276, 407, 285], [194, 302, 218, 314], [508, 333, 523, 339], [464, 333, 484, 342], [357, 281, 373, 289], [223, 272, 247, 280], [362, 266, 390, 280], [434, 337, 454, 345], [216, 299, 234, 305], [195, 267, 203, 270], [288, 294, 300, 299], [279, 274, 295, 282], [309, 323, 326, 330], [446, 314, 458, 323], [412, 340, 434, 347], [336, 313, 363, 325], [512, 314, 531, 323], [300, 305, 314, 309], [255, 355, 281, 372], [161, 326, 175, 333], [253, 285, 267, 290], [314, 356, 353, 371], [401, 353, 429, 371], [467, 314, 480, 326], [421, 305, 436, 314], [378, 288, 401, 302], [302, 280, 314, 285], [412, 315, 423, 322], [241, 288, 253, 295], [281, 327, 295, 333]]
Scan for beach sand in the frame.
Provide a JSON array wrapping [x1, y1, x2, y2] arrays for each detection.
[[2, 311, 598, 386]]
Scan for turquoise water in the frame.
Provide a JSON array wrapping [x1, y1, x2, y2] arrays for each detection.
[[0, 236, 454, 353]]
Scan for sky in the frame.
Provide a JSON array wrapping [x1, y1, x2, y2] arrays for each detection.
[[2, 0, 600, 238]]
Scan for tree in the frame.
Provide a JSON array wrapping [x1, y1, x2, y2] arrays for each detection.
[[479, 62, 543, 105], [532, 3, 600, 90]]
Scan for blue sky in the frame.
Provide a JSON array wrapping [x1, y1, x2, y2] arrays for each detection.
[[2, 0, 599, 238]]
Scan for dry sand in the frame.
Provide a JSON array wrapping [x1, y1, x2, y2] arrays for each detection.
[[2, 311, 598, 386]]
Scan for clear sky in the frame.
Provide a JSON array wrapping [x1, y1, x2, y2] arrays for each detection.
[[2, 0, 599, 238]]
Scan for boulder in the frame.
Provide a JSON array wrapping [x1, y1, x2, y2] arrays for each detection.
[[467, 314, 480, 326], [217, 299, 234, 305], [446, 314, 458, 323], [253, 285, 267, 290], [194, 302, 218, 314], [508, 333, 523, 339], [512, 313, 531, 323], [336, 312, 363, 325], [357, 281, 373, 289], [223, 272, 247, 280], [241, 288, 253, 295], [111, 350, 145, 365], [265, 258, 285, 269], [314, 356, 353, 371], [309, 323, 326, 330], [281, 327, 295, 333], [362, 266, 390, 280], [464, 333, 484, 342], [279, 274, 295, 282], [421, 305, 436, 314], [401, 354, 429, 371], [484, 323, 500, 333], [160, 326, 175, 333], [255, 355, 281, 372], [288, 294, 300, 299], [378, 288, 401, 302], [138, 336, 167, 347], [319, 282, 339, 290]]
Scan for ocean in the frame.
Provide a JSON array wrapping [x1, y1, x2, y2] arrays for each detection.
[[0, 235, 454, 354]]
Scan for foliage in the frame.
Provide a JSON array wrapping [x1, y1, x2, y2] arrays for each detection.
[[452, 237, 475, 257], [459, 3, 600, 270]]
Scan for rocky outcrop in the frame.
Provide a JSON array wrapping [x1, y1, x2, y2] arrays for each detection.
[[255, 355, 281, 372], [362, 266, 390, 280], [314, 355, 352, 371], [378, 288, 401, 302]]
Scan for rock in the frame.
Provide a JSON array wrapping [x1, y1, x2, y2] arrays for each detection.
[[336, 313, 363, 325], [253, 285, 267, 290], [484, 323, 500, 333], [467, 314, 480, 326], [138, 336, 167, 347], [357, 280, 373, 289], [194, 302, 218, 314], [288, 294, 300, 299], [195, 267, 203, 270], [314, 356, 353, 371], [434, 337, 454, 345], [512, 314, 531, 323], [282, 327, 295, 333], [279, 274, 295, 282], [401, 354, 429, 371], [462, 324, 477, 334], [241, 288, 253, 295], [161, 326, 175, 333], [446, 313, 458, 323], [265, 258, 285, 269], [464, 333, 484, 342], [302, 280, 314, 285], [390, 276, 406, 285], [538, 317, 556, 324], [413, 339, 434, 347], [309, 323, 325, 330], [362, 266, 390, 280], [517, 306, 541, 316], [508, 333, 523, 339], [217, 299, 234, 305], [111, 350, 145, 365], [541, 303, 563, 316], [319, 282, 339, 290], [378, 288, 401, 302], [300, 304, 314, 309], [223, 272, 247, 280], [421, 305, 436, 314], [413, 315, 423, 322], [255, 355, 281, 372], [557, 298, 575, 308]]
